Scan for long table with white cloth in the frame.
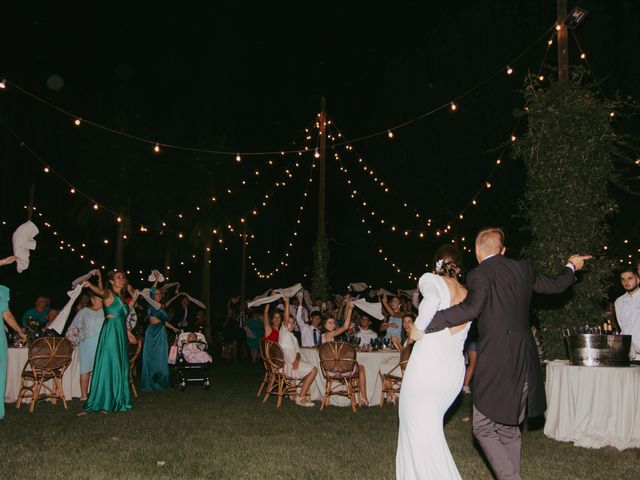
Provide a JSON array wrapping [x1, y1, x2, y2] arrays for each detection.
[[300, 347, 400, 407], [4, 347, 82, 404], [544, 360, 640, 450]]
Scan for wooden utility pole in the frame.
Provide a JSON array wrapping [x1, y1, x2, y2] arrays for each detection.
[[557, 0, 569, 82], [318, 97, 327, 235], [240, 221, 248, 303]]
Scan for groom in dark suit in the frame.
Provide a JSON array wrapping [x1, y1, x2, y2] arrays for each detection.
[[419, 228, 590, 480]]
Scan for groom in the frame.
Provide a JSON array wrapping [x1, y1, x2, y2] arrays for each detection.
[[416, 227, 590, 480]]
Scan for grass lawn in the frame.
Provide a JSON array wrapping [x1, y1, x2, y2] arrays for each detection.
[[1, 361, 637, 479]]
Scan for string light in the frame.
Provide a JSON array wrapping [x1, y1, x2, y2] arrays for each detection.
[[387, 130, 394, 139], [74, 118, 81, 126], [506, 66, 513, 75], [0, 79, 5, 89], [235, 153, 241, 162], [450, 102, 457, 111], [153, 143, 160, 153]]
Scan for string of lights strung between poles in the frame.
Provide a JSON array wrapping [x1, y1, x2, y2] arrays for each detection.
[[325, 28, 563, 241], [246, 161, 317, 280], [0, 22, 559, 160]]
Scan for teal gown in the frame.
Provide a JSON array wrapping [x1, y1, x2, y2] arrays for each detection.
[[141, 302, 169, 391], [0, 285, 10, 420], [85, 294, 132, 413]]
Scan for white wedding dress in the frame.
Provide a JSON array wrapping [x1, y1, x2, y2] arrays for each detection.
[[396, 273, 470, 480]]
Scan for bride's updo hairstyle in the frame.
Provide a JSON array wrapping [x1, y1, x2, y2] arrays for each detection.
[[433, 245, 463, 278]]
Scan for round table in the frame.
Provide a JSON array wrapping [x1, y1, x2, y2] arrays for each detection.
[[4, 347, 81, 404], [300, 347, 400, 407], [544, 360, 640, 450]]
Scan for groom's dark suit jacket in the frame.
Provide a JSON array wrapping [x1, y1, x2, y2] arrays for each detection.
[[427, 254, 575, 425]]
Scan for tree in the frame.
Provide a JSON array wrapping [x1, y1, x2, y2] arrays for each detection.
[[513, 68, 629, 359], [311, 232, 330, 300]]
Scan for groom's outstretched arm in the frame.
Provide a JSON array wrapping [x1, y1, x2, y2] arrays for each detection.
[[425, 270, 489, 333]]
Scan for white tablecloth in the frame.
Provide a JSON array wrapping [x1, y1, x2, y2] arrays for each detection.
[[300, 348, 400, 407], [544, 361, 640, 450], [4, 347, 82, 404]]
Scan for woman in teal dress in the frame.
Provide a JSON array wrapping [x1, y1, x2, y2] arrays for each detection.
[[84, 270, 138, 413], [0, 256, 28, 420], [141, 285, 180, 391]]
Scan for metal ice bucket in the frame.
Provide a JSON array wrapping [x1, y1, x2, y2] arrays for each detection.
[[563, 333, 631, 367]]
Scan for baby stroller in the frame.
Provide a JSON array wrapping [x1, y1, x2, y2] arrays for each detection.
[[174, 331, 212, 391]]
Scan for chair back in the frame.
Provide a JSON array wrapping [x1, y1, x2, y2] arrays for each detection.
[[128, 336, 143, 367], [265, 340, 285, 370], [399, 343, 414, 372], [258, 337, 270, 369], [318, 342, 357, 374], [28, 337, 73, 372]]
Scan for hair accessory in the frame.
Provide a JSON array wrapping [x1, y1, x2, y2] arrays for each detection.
[[435, 259, 444, 270]]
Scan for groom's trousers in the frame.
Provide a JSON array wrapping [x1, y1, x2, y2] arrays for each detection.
[[472, 382, 528, 480]]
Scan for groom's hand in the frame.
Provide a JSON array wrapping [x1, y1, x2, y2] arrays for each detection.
[[410, 325, 424, 341], [568, 255, 592, 271]]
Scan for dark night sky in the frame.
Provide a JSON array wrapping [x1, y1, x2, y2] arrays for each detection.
[[1, 1, 639, 315]]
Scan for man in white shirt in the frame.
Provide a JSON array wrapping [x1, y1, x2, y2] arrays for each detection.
[[355, 315, 378, 347], [295, 292, 323, 347], [614, 268, 640, 360]]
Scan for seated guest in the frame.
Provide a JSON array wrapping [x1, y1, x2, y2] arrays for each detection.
[[380, 294, 403, 341], [43, 307, 59, 330], [262, 297, 282, 343], [322, 298, 368, 406], [20, 295, 48, 327], [614, 268, 640, 360], [391, 314, 415, 351], [170, 295, 196, 331], [355, 314, 378, 346], [279, 308, 317, 407], [295, 291, 322, 347]]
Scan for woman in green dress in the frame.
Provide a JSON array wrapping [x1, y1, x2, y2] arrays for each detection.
[[0, 255, 28, 420], [141, 284, 180, 391], [84, 270, 138, 413], [1, 286, 28, 420]]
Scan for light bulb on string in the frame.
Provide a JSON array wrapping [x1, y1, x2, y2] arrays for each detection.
[[153, 143, 160, 153], [314, 148, 320, 159], [235, 153, 242, 162], [92, 204, 99, 211], [74, 118, 81, 126], [538, 75, 544, 81], [43, 166, 50, 173], [580, 52, 587, 60], [387, 130, 394, 139], [0, 79, 6, 89], [450, 102, 457, 111], [506, 66, 513, 75], [70, 187, 76, 194]]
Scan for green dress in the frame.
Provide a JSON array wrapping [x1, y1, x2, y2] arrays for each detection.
[[141, 305, 169, 391], [0, 285, 10, 420], [85, 294, 132, 413]]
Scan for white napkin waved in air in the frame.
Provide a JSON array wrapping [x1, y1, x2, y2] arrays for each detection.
[[247, 283, 302, 308], [12, 221, 39, 273], [353, 298, 384, 321]]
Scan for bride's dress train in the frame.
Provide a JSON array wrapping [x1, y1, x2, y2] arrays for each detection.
[[396, 273, 470, 480]]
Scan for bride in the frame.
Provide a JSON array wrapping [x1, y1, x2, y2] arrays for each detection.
[[396, 245, 470, 480]]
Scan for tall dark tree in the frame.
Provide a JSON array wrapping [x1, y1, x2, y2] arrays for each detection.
[[514, 69, 630, 359]]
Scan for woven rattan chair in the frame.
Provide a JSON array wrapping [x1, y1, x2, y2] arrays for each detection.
[[256, 337, 272, 397], [379, 343, 413, 406], [15, 337, 74, 412], [261, 340, 303, 408], [128, 336, 143, 397], [318, 341, 360, 412]]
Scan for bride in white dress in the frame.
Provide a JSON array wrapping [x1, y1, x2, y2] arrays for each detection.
[[396, 246, 470, 480]]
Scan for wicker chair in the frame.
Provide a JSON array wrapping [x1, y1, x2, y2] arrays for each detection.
[[256, 337, 272, 397], [261, 340, 303, 408], [15, 337, 74, 412], [128, 336, 143, 397], [318, 341, 360, 412], [379, 343, 413, 406]]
